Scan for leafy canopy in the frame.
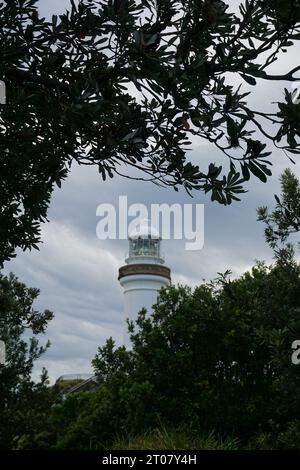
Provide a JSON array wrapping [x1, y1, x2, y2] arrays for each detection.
[[0, 272, 54, 449], [1, 0, 300, 265]]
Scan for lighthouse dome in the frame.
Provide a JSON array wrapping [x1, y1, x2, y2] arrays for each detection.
[[129, 219, 160, 240]]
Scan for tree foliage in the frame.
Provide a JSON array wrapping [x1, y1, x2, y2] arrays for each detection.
[[258, 168, 300, 248], [1, 0, 300, 265], [0, 272, 54, 449]]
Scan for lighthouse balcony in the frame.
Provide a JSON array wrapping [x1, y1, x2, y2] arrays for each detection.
[[118, 263, 171, 282]]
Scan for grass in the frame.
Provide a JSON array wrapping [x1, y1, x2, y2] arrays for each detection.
[[111, 426, 239, 450]]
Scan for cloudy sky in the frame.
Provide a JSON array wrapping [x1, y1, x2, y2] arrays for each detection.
[[4, 1, 300, 382]]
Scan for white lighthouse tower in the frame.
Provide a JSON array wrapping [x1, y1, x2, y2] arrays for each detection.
[[118, 219, 171, 345]]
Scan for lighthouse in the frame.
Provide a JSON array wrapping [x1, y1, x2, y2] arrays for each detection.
[[118, 219, 171, 345]]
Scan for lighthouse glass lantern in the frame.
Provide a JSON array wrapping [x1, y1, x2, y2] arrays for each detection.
[[129, 236, 160, 258]]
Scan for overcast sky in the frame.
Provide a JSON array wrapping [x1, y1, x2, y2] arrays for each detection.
[[4, 1, 300, 382]]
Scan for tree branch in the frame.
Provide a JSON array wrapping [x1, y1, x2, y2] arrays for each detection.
[[5, 68, 71, 92]]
